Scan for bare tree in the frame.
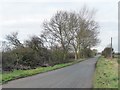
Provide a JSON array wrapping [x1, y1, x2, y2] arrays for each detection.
[[6, 32, 23, 48], [42, 11, 72, 60], [25, 35, 44, 51], [67, 12, 80, 60], [42, 6, 100, 60], [76, 6, 100, 58], [1, 41, 11, 52], [68, 7, 100, 59]]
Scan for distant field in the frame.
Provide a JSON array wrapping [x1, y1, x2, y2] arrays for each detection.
[[114, 54, 120, 58], [93, 56, 118, 88]]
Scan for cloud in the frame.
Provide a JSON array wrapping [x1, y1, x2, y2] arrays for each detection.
[[0, 0, 119, 3], [0, 0, 118, 52]]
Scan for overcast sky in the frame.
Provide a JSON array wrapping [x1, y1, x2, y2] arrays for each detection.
[[0, 0, 118, 52]]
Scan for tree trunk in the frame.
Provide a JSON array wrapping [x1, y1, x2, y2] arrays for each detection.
[[75, 51, 78, 60], [78, 44, 81, 59], [63, 50, 68, 61]]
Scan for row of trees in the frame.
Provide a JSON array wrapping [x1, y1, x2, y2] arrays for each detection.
[[2, 6, 100, 71]]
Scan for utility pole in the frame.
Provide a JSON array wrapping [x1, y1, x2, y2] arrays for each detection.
[[111, 37, 112, 59]]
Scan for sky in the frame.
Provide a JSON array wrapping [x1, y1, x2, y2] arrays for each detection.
[[0, 0, 119, 52]]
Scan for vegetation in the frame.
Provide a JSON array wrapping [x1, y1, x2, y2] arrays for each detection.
[[2, 6, 99, 72], [42, 7, 100, 60], [1, 59, 84, 84], [93, 56, 118, 88], [1, 6, 99, 84], [102, 47, 114, 58]]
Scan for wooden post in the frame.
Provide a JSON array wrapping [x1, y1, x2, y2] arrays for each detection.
[[111, 37, 112, 59]]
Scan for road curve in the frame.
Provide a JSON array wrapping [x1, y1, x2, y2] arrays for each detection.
[[3, 56, 99, 88]]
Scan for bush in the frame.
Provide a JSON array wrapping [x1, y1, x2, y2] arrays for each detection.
[[102, 47, 114, 58], [2, 51, 17, 71], [68, 53, 75, 59], [2, 47, 51, 71], [50, 49, 65, 65], [80, 48, 94, 58]]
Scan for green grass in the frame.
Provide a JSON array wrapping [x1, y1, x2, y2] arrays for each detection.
[[1, 59, 84, 84], [93, 56, 118, 88]]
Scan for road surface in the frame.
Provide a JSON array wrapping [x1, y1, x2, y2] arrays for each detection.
[[2, 56, 99, 88]]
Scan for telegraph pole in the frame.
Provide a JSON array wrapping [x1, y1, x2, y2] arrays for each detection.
[[111, 37, 112, 59]]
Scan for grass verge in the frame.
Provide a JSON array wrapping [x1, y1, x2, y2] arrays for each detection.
[[93, 56, 118, 88], [1, 59, 84, 84]]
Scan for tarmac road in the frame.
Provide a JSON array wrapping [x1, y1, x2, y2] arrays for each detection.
[[2, 56, 99, 88]]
